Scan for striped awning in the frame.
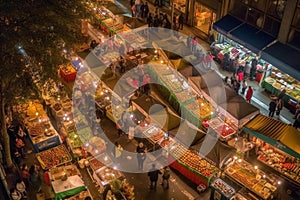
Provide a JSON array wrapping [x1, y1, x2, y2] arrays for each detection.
[[243, 114, 300, 158]]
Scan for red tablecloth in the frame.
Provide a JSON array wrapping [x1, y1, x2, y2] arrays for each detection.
[[60, 69, 76, 82], [169, 157, 209, 186]]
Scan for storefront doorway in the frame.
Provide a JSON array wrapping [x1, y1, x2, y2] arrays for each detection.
[[193, 3, 216, 35]]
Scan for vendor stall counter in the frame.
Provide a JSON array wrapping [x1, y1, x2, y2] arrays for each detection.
[[60, 64, 77, 83], [225, 159, 277, 200], [210, 178, 236, 200]]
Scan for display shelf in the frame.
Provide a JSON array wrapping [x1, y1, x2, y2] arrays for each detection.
[[36, 145, 72, 170], [225, 159, 277, 200], [211, 178, 236, 199], [257, 147, 300, 184]]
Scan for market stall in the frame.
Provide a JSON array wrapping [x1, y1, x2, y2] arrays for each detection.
[[17, 101, 62, 152], [211, 38, 300, 110], [262, 76, 300, 110], [59, 64, 77, 83], [49, 164, 87, 200], [225, 158, 277, 199], [210, 178, 236, 200], [36, 145, 72, 170], [242, 114, 300, 184], [168, 140, 219, 186]]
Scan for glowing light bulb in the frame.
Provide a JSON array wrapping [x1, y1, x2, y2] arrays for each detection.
[[130, 114, 134, 118], [263, 175, 266, 178], [104, 156, 108, 161], [74, 134, 78, 138], [95, 149, 99, 154], [85, 143, 89, 147], [254, 166, 258, 170], [113, 166, 117, 170], [277, 181, 281, 185], [238, 159, 242, 163], [36, 112, 39, 116], [233, 156, 238, 160], [200, 103, 204, 106]]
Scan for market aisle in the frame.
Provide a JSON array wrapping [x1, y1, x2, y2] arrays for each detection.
[[98, 116, 208, 200]]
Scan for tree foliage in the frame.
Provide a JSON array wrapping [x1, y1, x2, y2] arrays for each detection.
[[0, 0, 91, 167]]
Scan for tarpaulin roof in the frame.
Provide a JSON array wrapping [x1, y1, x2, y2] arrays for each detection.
[[188, 75, 259, 121], [243, 114, 300, 159], [190, 130, 235, 168]]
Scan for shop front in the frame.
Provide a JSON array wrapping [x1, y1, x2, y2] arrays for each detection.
[[190, 0, 220, 36], [212, 14, 300, 108]]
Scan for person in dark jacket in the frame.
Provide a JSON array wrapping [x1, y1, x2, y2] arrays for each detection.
[[178, 13, 184, 30], [148, 164, 162, 190], [143, 2, 149, 19], [147, 13, 153, 27], [269, 99, 277, 117]]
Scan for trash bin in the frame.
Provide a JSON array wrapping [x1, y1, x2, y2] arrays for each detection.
[[288, 99, 297, 114]]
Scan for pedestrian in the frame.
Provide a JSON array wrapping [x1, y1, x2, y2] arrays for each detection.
[[250, 57, 258, 80], [245, 86, 253, 103], [192, 36, 198, 53], [128, 126, 135, 142], [136, 142, 147, 170], [241, 80, 247, 95], [16, 178, 27, 198], [186, 35, 192, 51], [10, 188, 22, 200], [269, 99, 277, 117], [276, 98, 283, 116], [147, 13, 153, 27], [21, 164, 30, 186], [143, 2, 149, 19], [161, 166, 170, 189], [278, 88, 286, 100], [114, 142, 123, 159], [148, 164, 162, 190], [294, 102, 300, 118], [29, 164, 42, 192], [15, 138, 25, 158], [140, 2, 145, 19], [153, 14, 159, 28], [178, 13, 184, 30], [244, 61, 251, 79], [293, 113, 300, 129]]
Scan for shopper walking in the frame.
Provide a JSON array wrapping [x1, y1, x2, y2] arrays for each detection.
[[244, 61, 251, 79], [250, 57, 258, 81], [147, 13, 153, 27], [161, 166, 170, 189], [16, 178, 27, 198], [29, 164, 42, 192], [241, 80, 247, 95], [276, 98, 283, 116], [269, 99, 277, 117], [245, 86, 253, 103], [192, 36, 198, 53], [148, 164, 162, 190], [114, 142, 123, 159], [10, 188, 22, 200], [178, 13, 184, 30], [143, 2, 149, 19], [21, 164, 30, 186], [293, 113, 300, 129], [136, 142, 147, 170], [186, 35, 192, 51]]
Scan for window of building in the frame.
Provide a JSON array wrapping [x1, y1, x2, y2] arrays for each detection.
[[173, 0, 186, 13], [249, 0, 267, 12], [288, 28, 300, 49], [292, 8, 300, 29], [263, 16, 280, 37], [246, 7, 263, 27], [194, 3, 216, 34], [229, 1, 248, 20], [266, 0, 286, 19]]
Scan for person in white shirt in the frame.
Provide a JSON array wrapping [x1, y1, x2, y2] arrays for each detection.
[[16, 178, 27, 197], [10, 188, 22, 200]]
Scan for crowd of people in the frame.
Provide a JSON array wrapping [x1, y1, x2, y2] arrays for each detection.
[[130, 0, 184, 31], [224, 73, 254, 103], [6, 121, 43, 200]]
